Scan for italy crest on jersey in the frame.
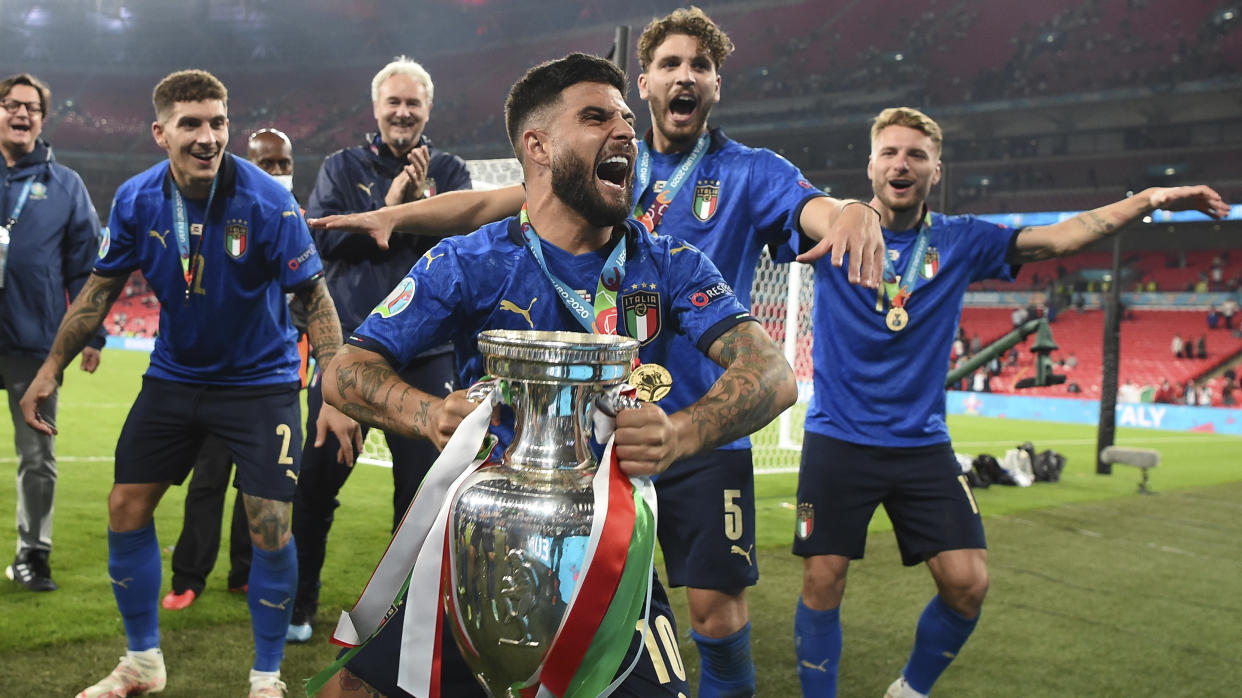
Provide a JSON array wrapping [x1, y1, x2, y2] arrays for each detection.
[[796, 502, 814, 540], [372, 277, 415, 318], [692, 180, 720, 222], [225, 220, 248, 258], [921, 246, 940, 279], [622, 289, 661, 345]]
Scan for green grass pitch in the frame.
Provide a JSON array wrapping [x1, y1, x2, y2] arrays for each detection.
[[0, 349, 1239, 695]]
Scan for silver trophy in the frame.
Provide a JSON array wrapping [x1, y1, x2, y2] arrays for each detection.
[[445, 329, 639, 697]]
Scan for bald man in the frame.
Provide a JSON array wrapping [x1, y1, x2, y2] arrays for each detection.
[[248, 128, 294, 193]]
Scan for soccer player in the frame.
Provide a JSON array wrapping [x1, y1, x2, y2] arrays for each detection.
[[0, 72, 104, 593], [19, 69, 360, 698], [316, 52, 797, 698], [287, 56, 473, 643], [161, 127, 301, 611], [790, 106, 1228, 698], [310, 13, 884, 694]]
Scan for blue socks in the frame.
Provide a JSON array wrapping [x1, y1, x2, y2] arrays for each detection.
[[902, 595, 979, 694], [691, 623, 755, 698], [248, 539, 298, 673], [108, 523, 163, 652], [794, 598, 842, 698]]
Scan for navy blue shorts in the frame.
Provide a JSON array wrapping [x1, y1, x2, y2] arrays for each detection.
[[114, 377, 302, 502], [343, 572, 690, 697], [656, 449, 758, 590], [792, 431, 985, 566]]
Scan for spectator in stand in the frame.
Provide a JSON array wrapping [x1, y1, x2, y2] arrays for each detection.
[[1011, 305, 1028, 328], [969, 333, 982, 355], [1222, 297, 1238, 330], [1196, 335, 1207, 359], [1184, 381, 1197, 405], [1171, 334, 1184, 358], [0, 73, 105, 593], [1222, 377, 1236, 407], [1208, 306, 1221, 329], [1154, 380, 1176, 404], [1197, 383, 1213, 407]]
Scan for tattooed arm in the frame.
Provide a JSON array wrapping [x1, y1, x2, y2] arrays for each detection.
[[294, 277, 365, 465], [1008, 185, 1228, 264], [613, 321, 796, 476], [323, 344, 475, 450], [19, 273, 127, 434]]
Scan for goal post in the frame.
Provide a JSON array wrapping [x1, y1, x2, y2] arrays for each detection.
[[358, 158, 817, 473]]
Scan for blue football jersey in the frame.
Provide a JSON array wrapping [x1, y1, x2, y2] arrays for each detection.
[[349, 217, 754, 418], [798, 211, 1018, 446], [632, 128, 824, 448], [97, 154, 322, 385]]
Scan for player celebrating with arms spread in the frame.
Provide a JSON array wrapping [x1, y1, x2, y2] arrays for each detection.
[[791, 106, 1228, 698], [20, 69, 358, 698]]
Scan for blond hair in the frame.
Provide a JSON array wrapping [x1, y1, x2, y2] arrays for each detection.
[[871, 107, 943, 156]]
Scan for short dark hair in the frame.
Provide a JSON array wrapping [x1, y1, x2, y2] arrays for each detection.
[[504, 52, 627, 163], [637, 6, 735, 72], [0, 73, 51, 117], [152, 69, 228, 122]]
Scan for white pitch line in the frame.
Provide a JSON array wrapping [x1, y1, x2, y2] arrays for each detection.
[[952, 434, 1242, 448]]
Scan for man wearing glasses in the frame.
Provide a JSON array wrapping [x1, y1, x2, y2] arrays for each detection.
[[0, 73, 104, 592]]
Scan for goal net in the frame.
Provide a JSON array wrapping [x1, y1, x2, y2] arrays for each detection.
[[358, 158, 816, 473]]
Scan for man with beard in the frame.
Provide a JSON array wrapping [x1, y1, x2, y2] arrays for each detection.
[[309, 11, 883, 697], [20, 69, 358, 698], [0, 72, 104, 593], [288, 56, 472, 644], [312, 52, 797, 698], [790, 107, 1228, 698], [161, 127, 301, 611]]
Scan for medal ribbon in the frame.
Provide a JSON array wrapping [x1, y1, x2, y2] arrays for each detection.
[[881, 209, 933, 311], [632, 131, 710, 233], [3, 177, 35, 229], [520, 204, 626, 334], [0, 178, 35, 286], [170, 171, 219, 298]]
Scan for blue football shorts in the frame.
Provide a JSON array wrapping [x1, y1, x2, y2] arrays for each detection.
[[792, 431, 986, 566], [114, 376, 303, 502], [656, 448, 758, 590]]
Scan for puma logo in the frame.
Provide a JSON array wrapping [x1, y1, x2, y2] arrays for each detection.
[[800, 658, 830, 673], [285, 469, 298, 483], [148, 229, 170, 248], [421, 250, 445, 269], [282, 210, 297, 217], [357, 182, 374, 196], [730, 544, 754, 566], [670, 244, 690, 255], [259, 597, 291, 610], [109, 576, 133, 589], [499, 297, 538, 328]]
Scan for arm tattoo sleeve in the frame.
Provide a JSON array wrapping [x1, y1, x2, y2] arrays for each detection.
[[686, 322, 795, 453], [46, 274, 126, 372], [331, 348, 437, 440], [297, 278, 344, 368]]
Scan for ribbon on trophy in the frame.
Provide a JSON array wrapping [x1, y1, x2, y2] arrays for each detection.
[[306, 381, 658, 698]]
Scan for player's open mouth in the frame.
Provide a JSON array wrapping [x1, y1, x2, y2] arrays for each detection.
[[669, 94, 698, 123], [596, 155, 631, 189], [191, 151, 218, 166], [889, 178, 914, 193]]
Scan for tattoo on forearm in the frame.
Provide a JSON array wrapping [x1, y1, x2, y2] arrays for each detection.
[[48, 275, 125, 370], [690, 325, 788, 451], [1079, 211, 1118, 237], [333, 352, 435, 439], [243, 495, 291, 550], [300, 279, 343, 367]]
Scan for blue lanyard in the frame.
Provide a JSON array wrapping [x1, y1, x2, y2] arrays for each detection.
[[882, 209, 934, 309], [4, 178, 35, 229], [170, 172, 219, 297], [632, 131, 710, 233], [519, 205, 627, 333]]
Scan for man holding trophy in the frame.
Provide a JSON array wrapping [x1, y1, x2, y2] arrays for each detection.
[[314, 53, 796, 697]]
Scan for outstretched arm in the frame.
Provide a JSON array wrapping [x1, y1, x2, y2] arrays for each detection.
[[613, 321, 797, 476], [20, 273, 127, 434], [1009, 185, 1229, 264], [294, 278, 363, 464], [308, 184, 525, 250], [795, 196, 886, 287]]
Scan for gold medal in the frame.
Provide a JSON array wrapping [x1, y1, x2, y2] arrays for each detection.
[[628, 363, 673, 402], [886, 306, 909, 332]]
